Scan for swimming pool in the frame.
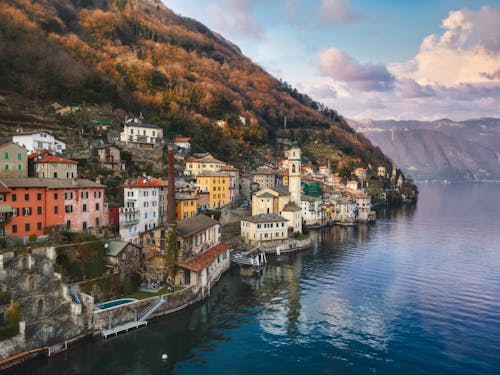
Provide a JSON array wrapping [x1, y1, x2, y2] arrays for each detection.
[[95, 298, 137, 311]]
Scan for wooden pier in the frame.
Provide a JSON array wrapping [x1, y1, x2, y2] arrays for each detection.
[[231, 247, 267, 273]]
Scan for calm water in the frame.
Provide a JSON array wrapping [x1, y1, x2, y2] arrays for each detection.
[[8, 183, 500, 374]]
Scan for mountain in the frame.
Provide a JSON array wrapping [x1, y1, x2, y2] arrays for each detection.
[[349, 118, 500, 181], [0, 0, 390, 170]]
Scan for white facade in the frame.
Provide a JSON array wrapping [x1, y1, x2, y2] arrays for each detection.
[[288, 147, 301, 206], [120, 119, 163, 147], [13, 132, 66, 154], [301, 196, 326, 227], [119, 181, 166, 244]]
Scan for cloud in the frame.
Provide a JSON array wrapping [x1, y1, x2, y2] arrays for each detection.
[[206, 0, 265, 39], [317, 0, 361, 25], [392, 6, 500, 87], [318, 48, 395, 91]]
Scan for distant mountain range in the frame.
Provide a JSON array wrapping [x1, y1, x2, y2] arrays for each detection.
[[348, 118, 500, 182]]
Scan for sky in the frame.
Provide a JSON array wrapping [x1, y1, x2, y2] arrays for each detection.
[[164, 0, 500, 121]]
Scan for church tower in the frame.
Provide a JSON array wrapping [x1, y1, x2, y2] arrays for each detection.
[[288, 146, 301, 206]]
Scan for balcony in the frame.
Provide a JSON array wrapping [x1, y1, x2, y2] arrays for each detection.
[[119, 207, 138, 214]]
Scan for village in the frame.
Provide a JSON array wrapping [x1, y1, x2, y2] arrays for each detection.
[[0, 117, 406, 368]]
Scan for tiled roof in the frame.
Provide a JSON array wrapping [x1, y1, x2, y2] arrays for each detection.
[[283, 202, 301, 212], [196, 171, 229, 178], [122, 121, 160, 129], [221, 165, 239, 171], [242, 214, 288, 223], [105, 241, 128, 257], [177, 242, 230, 272], [28, 150, 53, 159], [177, 214, 218, 237], [36, 155, 78, 165], [175, 193, 197, 200], [122, 176, 168, 188], [174, 137, 191, 143], [0, 178, 105, 189], [0, 182, 10, 194], [255, 192, 275, 199], [186, 153, 224, 164]]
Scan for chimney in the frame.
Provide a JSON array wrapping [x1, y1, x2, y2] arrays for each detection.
[[167, 148, 176, 224]]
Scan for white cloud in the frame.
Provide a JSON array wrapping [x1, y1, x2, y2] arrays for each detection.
[[206, 0, 265, 39], [317, 0, 361, 25]]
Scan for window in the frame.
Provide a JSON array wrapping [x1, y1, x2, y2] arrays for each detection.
[[25, 223, 30, 232], [96, 218, 100, 226], [66, 220, 71, 228], [54, 192, 58, 200], [37, 222, 42, 230], [17, 153, 22, 160], [37, 193, 42, 200], [12, 194, 16, 202], [54, 206, 58, 214], [4, 165, 8, 171], [24, 193, 29, 201], [18, 164, 22, 171], [12, 225, 17, 233], [82, 222, 87, 231], [65, 192, 73, 199], [95, 203, 100, 211], [37, 206, 42, 215], [81, 191, 88, 199], [53, 172, 58, 178], [82, 204, 87, 212], [23, 207, 32, 216], [65, 205, 73, 213], [4, 152, 8, 159]]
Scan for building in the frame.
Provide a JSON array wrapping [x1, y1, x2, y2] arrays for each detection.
[[0, 182, 16, 237], [354, 167, 367, 181], [301, 195, 327, 227], [174, 137, 191, 151], [356, 195, 376, 223], [196, 171, 230, 209], [104, 241, 143, 280], [185, 153, 226, 177], [34, 155, 78, 179], [176, 193, 198, 220], [221, 165, 240, 203], [252, 166, 278, 189], [96, 145, 123, 171], [0, 143, 27, 178], [377, 166, 387, 177], [241, 214, 288, 246], [288, 146, 301, 207], [0, 178, 105, 239], [119, 176, 168, 245], [303, 182, 322, 197], [347, 180, 359, 191], [197, 190, 210, 211], [12, 131, 66, 154], [120, 118, 163, 149]]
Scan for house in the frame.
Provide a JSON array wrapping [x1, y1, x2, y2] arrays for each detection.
[[12, 131, 66, 154], [0, 143, 28, 178], [184, 153, 226, 177], [347, 180, 359, 191], [104, 240, 143, 280], [96, 145, 123, 171], [0, 178, 105, 239], [197, 190, 210, 211], [221, 165, 240, 203], [34, 155, 78, 179], [301, 195, 327, 227], [196, 171, 230, 209], [176, 215, 221, 262], [241, 214, 288, 246], [252, 166, 277, 189], [120, 118, 163, 149], [174, 137, 191, 151], [356, 195, 376, 223], [354, 167, 367, 181], [119, 176, 168, 245], [0, 182, 16, 238], [176, 193, 198, 220], [377, 166, 387, 177], [335, 197, 358, 224]]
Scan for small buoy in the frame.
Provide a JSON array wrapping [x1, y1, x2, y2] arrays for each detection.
[[162, 354, 168, 360]]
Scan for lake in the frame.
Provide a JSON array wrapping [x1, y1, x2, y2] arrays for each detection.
[[8, 183, 500, 374]]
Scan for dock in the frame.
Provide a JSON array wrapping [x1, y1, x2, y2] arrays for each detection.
[[231, 247, 267, 273], [102, 320, 148, 338]]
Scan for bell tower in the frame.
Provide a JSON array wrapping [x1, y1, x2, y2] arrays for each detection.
[[288, 146, 301, 206]]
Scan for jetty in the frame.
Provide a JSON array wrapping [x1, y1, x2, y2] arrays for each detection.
[[231, 247, 267, 273]]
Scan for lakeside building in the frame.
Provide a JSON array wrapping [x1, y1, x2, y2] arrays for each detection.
[[12, 131, 66, 154], [120, 118, 163, 149], [184, 153, 226, 177], [34, 155, 78, 179], [240, 214, 288, 246], [0, 143, 27, 178], [119, 176, 168, 245], [104, 241, 143, 281], [0, 178, 105, 240], [301, 195, 327, 227]]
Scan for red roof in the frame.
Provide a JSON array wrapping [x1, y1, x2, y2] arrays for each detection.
[[0, 182, 11, 194], [28, 150, 53, 159], [36, 155, 78, 164], [186, 156, 198, 163], [122, 176, 168, 188], [174, 137, 191, 143], [221, 165, 239, 171], [177, 242, 230, 272]]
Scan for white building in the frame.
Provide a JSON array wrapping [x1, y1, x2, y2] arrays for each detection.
[[12, 131, 66, 154], [301, 195, 326, 227], [174, 137, 191, 150], [120, 118, 163, 149], [119, 176, 168, 244], [241, 214, 289, 246]]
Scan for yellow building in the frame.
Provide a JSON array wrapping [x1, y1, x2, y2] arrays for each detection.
[[185, 153, 226, 177], [196, 171, 230, 209], [252, 187, 290, 216], [176, 193, 198, 220]]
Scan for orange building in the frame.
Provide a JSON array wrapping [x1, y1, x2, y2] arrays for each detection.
[[176, 193, 198, 220]]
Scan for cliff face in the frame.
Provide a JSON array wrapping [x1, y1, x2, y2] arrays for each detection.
[[0, 0, 391, 169], [349, 118, 500, 181]]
